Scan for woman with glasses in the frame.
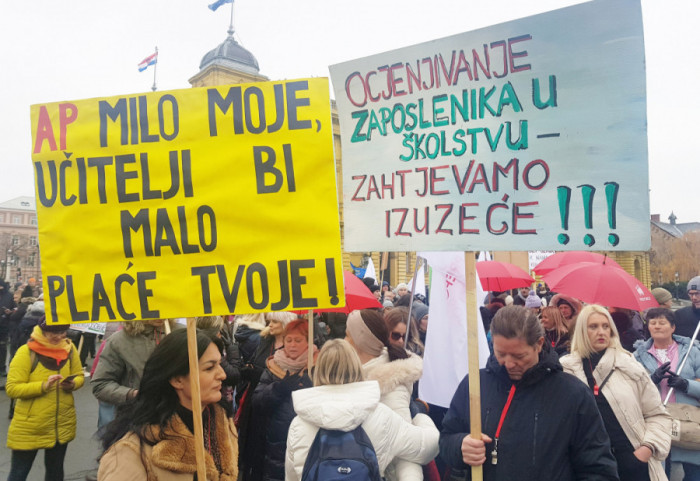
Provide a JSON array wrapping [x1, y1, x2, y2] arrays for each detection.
[[346, 309, 429, 481], [385, 306, 424, 356]]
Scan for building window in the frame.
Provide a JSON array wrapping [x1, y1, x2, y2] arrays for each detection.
[[27, 253, 35, 267], [11, 236, 19, 246], [30, 217, 37, 225], [0, 214, 4, 223], [12, 215, 21, 224], [29, 236, 37, 247]]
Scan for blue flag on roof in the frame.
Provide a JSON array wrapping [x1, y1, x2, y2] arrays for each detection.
[[208, 0, 232, 11]]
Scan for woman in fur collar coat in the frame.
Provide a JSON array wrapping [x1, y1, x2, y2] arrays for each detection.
[[98, 329, 238, 481], [346, 309, 429, 481]]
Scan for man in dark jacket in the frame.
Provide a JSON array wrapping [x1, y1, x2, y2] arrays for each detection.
[[675, 276, 700, 338], [0, 281, 16, 374], [440, 305, 618, 481]]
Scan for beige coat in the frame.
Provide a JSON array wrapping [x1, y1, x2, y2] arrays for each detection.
[[98, 404, 238, 481], [561, 348, 671, 481]]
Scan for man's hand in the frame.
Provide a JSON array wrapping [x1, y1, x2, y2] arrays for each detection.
[[461, 433, 493, 466]]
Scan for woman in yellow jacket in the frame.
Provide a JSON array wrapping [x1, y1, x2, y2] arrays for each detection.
[[6, 317, 84, 481]]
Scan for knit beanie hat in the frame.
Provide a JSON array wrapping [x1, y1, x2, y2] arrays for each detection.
[[688, 276, 700, 293], [525, 292, 542, 309], [651, 287, 672, 305], [412, 303, 429, 322], [345, 310, 384, 356]]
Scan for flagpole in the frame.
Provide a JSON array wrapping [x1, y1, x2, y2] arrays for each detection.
[[404, 255, 422, 350], [229, 0, 235, 35], [152, 46, 158, 92]]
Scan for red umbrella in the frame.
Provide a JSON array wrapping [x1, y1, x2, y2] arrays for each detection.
[[475, 260, 535, 292], [542, 262, 658, 311], [316, 270, 382, 314], [533, 251, 621, 275]]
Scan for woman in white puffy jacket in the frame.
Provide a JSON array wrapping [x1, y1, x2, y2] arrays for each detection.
[[285, 339, 439, 481], [345, 309, 425, 480]]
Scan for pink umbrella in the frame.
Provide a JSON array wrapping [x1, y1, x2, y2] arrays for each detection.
[[542, 262, 658, 311], [476, 260, 535, 292], [533, 251, 621, 275]]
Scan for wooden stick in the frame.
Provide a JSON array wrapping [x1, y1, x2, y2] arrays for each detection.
[[76, 335, 84, 359], [164, 319, 171, 335], [186, 318, 207, 481], [307, 310, 314, 373], [465, 252, 483, 481]]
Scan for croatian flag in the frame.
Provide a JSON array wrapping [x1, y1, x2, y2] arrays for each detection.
[[208, 0, 232, 11], [138, 52, 158, 72]]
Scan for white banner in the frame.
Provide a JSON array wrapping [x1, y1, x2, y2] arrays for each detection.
[[331, 0, 648, 252], [418, 251, 490, 407]]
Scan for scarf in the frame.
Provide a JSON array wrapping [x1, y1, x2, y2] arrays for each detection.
[[273, 344, 318, 373], [27, 325, 72, 365]]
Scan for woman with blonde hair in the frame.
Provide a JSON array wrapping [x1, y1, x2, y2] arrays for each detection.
[[285, 339, 439, 481], [560, 305, 671, 481], [539, 306, 571, 357]]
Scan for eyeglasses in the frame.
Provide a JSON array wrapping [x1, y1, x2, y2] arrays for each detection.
[[390, 332, 406, 341], [689, 291, 700, 298]]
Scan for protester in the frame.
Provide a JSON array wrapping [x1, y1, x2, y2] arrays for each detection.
[[196, 315, 240, 411], [7, 290, 36, 360], [634, 307, 700, 480], [396, 283, 409, 298], [238, 311, 295, 481], [512, 286, 531, 306], [346, 309, 426, 480], [561, 305, 671, 481], [6, 318, 84, 481], [651, 288, 673, 309], [524, 291, 543, 313], [411, 302, 430, 350], [440, 305, 618, 480], [0, 280, 16, 375], [285, 339, 439, 481], [251, 319, 316, 481], [550, 293, 582, 331], [98, 328, 238, 480], [92, 319, 175, 425], [539, 305, 571, 356], [385, 306, 424, 357], [674, 276, 700, 338], [611, 311, 645, 352]]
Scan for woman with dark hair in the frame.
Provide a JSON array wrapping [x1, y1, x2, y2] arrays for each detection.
[[384, 307, 424, 356], [634, 307, 700, 480], [346, 309, 426, 481], [251, 319, 317, 481], [98, 328, 238, 481]]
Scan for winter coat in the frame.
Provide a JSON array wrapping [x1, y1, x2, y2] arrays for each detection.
[[6, 341, 85, 450], [440, 346, 619, 481], [285, 380, 439, 481], [91, 324, 169, 406], [561, 348, 671, 481], [235, 323, 264, 365], [363, 349, 425, 481], [634, 335, 700, 466], [16, 300, 45, 347], [98, 404, 238, 481], [673, 306, 700, 339], [252, 357, 313, 481]]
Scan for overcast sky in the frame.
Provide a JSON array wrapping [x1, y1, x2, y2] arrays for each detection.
[[2, 0, 695, 225]]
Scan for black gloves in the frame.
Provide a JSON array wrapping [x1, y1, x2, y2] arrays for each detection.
[[273, 371, 312, 397], [651, 361, 672, 384], [667, 373, 690, 393]]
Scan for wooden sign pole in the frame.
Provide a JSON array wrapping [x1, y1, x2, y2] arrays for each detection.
[[186, 318, 207, 481], [307, 311, 314, 373], [465, 252, 483, 481]]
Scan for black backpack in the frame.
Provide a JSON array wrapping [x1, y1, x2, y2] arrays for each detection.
[[301, 426, 382, 481]]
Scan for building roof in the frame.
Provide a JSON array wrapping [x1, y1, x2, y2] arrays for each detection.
[[199, 33, 260, 75], [651, 219, 700, 238], [0, 196, 35, 211]]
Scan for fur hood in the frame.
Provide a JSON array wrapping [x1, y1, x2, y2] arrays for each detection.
[[363, 349, 423, 395], [549, 293, 582, 316]]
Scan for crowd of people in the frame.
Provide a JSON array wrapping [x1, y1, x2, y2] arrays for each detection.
[[1, 274, 700, 481]]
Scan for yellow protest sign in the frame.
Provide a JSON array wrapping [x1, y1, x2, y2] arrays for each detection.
[[31, 78, 344, 324]]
